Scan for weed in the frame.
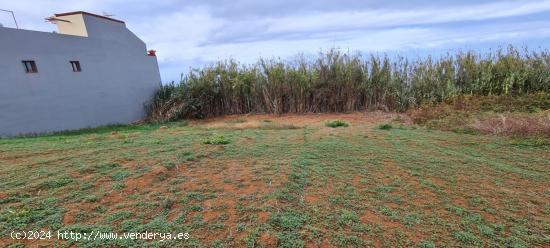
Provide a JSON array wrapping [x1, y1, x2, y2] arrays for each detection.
[[378, 124, 393, 130], [82, 163, 121, 174], [203, 135, 231, 145], [503, 236, 528, 248], [269, 211, 307, 230], [331, 234, 365, 247], [236, 223, 247, 232], [403, 213, 421, 226], [83, 195, 99, 202], [378, 206, 399, 219], [120, 219, 142, 231], [188, 205, 203, 212], [163, 161, 176, 170], [177, 151, 196, 162], [0, 193, 30, 204], [154, 173, 167, 182], [111, 170, 130, 181], [6, 244, 25, 248], [0, 200, 64, 232], [277, 232, 304, 248], [478, 224, 495, 236], [106, 211, 132, 222], [161, 198, 175, 211], [94, 205, 107, 213], [326, 120, 349, 128], [210, 240, 224, 248], [336, 210, 360, 227], [42, 177, 72, 189], [454, 231, 480, 245], [182, 191, 215, 203], [510, 137, 550, 147], [418, 240, 435, 248]]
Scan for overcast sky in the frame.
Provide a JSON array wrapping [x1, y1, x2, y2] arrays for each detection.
[[1, 0, 550, 82]]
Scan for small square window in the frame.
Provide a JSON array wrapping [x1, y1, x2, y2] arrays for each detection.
[[22, 60, 38, 73], [70, 61, 81, 72]]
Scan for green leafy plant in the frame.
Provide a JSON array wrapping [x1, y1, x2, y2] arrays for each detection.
[[269, 211, 307, 230], [378, 124, 393, 130], [203, 135, 231, 145], [325, 120, 349, 128]]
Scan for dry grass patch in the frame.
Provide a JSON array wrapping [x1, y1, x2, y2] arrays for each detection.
[[208, 120, 301, 130], [469, 113, 550, 137]]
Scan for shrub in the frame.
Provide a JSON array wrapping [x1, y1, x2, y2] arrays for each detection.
[[325, 120, 349, 128], [378, 124, 393, 130], [177, 152, 196, 162], [203, 135, 231, 145]]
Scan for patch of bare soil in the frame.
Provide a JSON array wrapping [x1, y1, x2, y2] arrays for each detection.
[[382, 161, 440, 207], [258, 231, 278, 247], [177, 159, 286, 245], [452, 168, 550, 222], [124, 166, 168, 191], [358, 161, 431, 243], [193, 111, 404, 129]]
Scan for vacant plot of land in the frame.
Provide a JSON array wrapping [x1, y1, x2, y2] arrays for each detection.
[[1, 113, 549, 247]]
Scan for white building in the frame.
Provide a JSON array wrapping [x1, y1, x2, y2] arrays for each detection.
[[0, 11, 161, 137]]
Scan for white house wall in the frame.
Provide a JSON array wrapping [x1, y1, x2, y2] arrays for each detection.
[[0, 19, 161, 137]]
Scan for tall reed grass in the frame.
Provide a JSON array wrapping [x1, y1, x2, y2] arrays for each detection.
[[148, 46, 550, 121]]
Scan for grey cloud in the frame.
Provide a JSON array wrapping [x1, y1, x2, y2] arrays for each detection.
[[184, 0, 500, 19], [2, 0, 549, 82], [199, 0, 550, 46]]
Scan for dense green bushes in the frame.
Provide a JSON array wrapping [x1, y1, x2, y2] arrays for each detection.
[[148, 46, 550, 121]]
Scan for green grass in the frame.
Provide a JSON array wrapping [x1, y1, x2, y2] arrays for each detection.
[[0, 114, 548, 247], [203, 135, 231, 145]]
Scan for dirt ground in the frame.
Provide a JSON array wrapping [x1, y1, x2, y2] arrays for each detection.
[[1, 112, 548, 247]]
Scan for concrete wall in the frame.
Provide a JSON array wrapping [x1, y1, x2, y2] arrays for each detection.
[[0, 14, 161, 137], [55, 14, 89, 37]]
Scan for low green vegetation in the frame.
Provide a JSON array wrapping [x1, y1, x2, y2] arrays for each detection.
[[377, 124, 393, 130], [326, 120, 349, 128], [1, 113, 548, 247], [203, 135, 231, 145]]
